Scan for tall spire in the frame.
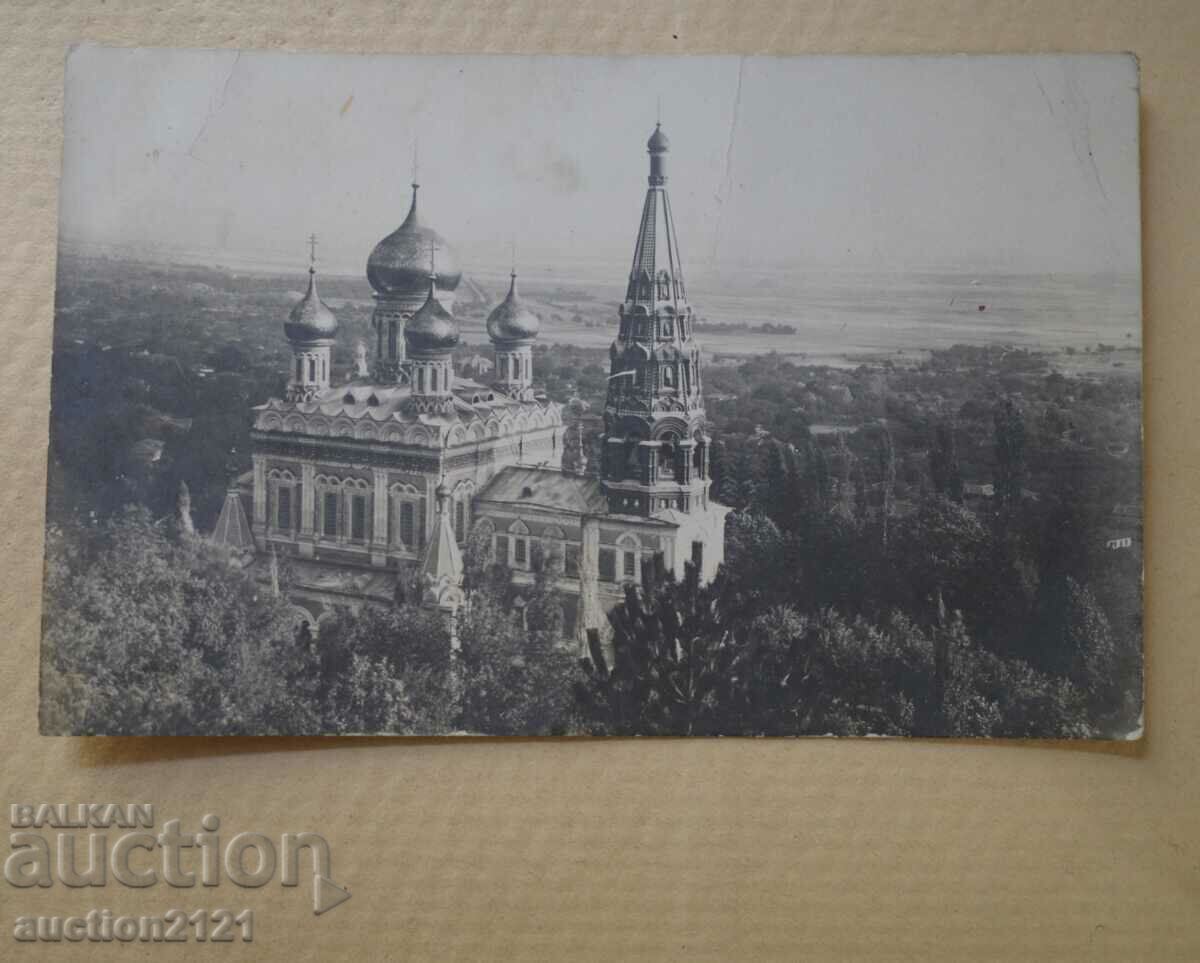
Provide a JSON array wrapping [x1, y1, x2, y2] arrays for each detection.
[[624, 121, 687, 316], [600, 123, 709, 519]]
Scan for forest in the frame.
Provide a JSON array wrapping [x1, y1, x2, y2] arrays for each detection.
[[40, 254, 1143, 737]]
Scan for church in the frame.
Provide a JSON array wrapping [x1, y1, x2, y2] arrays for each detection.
[[213, 123, 727, 643]]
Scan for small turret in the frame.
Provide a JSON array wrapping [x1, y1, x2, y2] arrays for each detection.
[[419, 479, 465, 647], [487, 268, 540, 401], [285, 235, 338, 402], [406, 244, 459, 414]]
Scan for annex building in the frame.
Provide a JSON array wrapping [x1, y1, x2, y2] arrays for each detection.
[[214, 124, 727, 643]]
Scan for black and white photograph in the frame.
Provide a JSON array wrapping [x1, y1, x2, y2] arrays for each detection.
[[40, 49, 1142, 738]]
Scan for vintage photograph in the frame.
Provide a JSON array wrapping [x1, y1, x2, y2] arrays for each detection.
[[40, 50, 1142, 737]]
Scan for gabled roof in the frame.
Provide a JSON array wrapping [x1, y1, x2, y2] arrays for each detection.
[[420, 488, 464, 595], [479, 466, 607, 515], [211, 489, 254, 552]]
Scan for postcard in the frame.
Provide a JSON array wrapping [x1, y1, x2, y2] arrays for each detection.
[[41, 49, 1142, 736]]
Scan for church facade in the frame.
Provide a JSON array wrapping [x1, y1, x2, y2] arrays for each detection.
[[223, 124, 727, 642]]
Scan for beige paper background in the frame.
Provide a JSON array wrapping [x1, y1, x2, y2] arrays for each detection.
[[1, 1, 1195, 959]]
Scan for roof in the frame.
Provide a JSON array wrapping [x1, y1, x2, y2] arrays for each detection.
[[420, 492, 464, 587], [366, 184, 462, 298], [211, 489, 255, 552], [284, 268, 338, 342], [486, 272, 541, 343], [253, 376, 558, 436], [406, 278, 459, 352], [479, 466, 607, 515]]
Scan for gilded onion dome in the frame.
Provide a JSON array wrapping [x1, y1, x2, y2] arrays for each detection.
[[405, 276, 460, 353], [366, 183, 463, 298], [647, 122, 670, 153], [284, 266, 338, 342], [486, 271, 541, 343]]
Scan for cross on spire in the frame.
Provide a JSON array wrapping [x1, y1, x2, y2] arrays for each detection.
[[307, 233, 318, 271], [428, 238, 439, 278], [412, 140, 420, 189]]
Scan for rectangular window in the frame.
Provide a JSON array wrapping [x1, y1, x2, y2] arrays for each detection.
[[514, 537, 527, 566], [623, 550, 636, 579], [565, 544, 580, 578], [323, 492, 338, 537], [598, 547, 616, 582], [351, 495, 367, 542], [495, 534, 509, 565], [399, 501, 415, 547], [455, 501, 465, 543], [277, 486, 291, 530], [692, 540, 704, 569]]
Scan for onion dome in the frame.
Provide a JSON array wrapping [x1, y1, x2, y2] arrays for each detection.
[[366, 184, 462, 298], [486, 271, 541, 343], [284, 267, 339, 342], [405, 276, 459, 353], [647, 122, 670, 153]]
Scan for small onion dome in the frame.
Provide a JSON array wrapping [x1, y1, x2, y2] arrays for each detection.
[[647, 122, 670, 153], [366, 184, 463, 298], [486, 272, 541, 343], [284, 268, 339, 342], [405, 277, 459, 353]]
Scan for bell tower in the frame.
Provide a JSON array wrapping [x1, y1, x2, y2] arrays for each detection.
[[600, 123, 711, 517]]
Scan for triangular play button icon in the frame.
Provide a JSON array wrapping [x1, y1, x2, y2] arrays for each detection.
[[313, 875, 351, 916]]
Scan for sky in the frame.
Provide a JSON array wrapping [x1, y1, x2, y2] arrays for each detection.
[[60, 48, 1140, 281]]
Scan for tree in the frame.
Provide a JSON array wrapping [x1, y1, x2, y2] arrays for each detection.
[[454, 542, 581, 735], [41, 508, 320, 735], [890, 495, 990, 624], [760, 441, 795, 527], [993, 398, 1026, 512], [1062, 577, 1120, 723], [876, 425, 896, 545], [929, 422, 964, 502], [576, 564, 744, 736], [175, 480, 195, 536]]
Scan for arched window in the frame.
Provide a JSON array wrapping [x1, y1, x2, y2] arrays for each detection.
[[625, 442, 641, 478], [295, 358, 303, 381], [616, 533, 642, 584], [399, 501, 415, 547], [454, 500, 465, 543], [508, 519, 530, 569], [308, 358, 316, 381], [657, 271, 671, 300], [322, 491, 339, 537], [276, 485, 292, 530], [660, 434, 678, 480]]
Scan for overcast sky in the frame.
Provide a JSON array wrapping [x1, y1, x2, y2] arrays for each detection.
[[60, 48, 1139, 279]]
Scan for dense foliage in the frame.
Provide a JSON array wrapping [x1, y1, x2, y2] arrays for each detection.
[[42, 255, 1142, 737], [40, 508, 583, 735]]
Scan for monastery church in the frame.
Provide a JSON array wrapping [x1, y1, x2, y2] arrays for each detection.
[[212, 124, 727, 644]]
